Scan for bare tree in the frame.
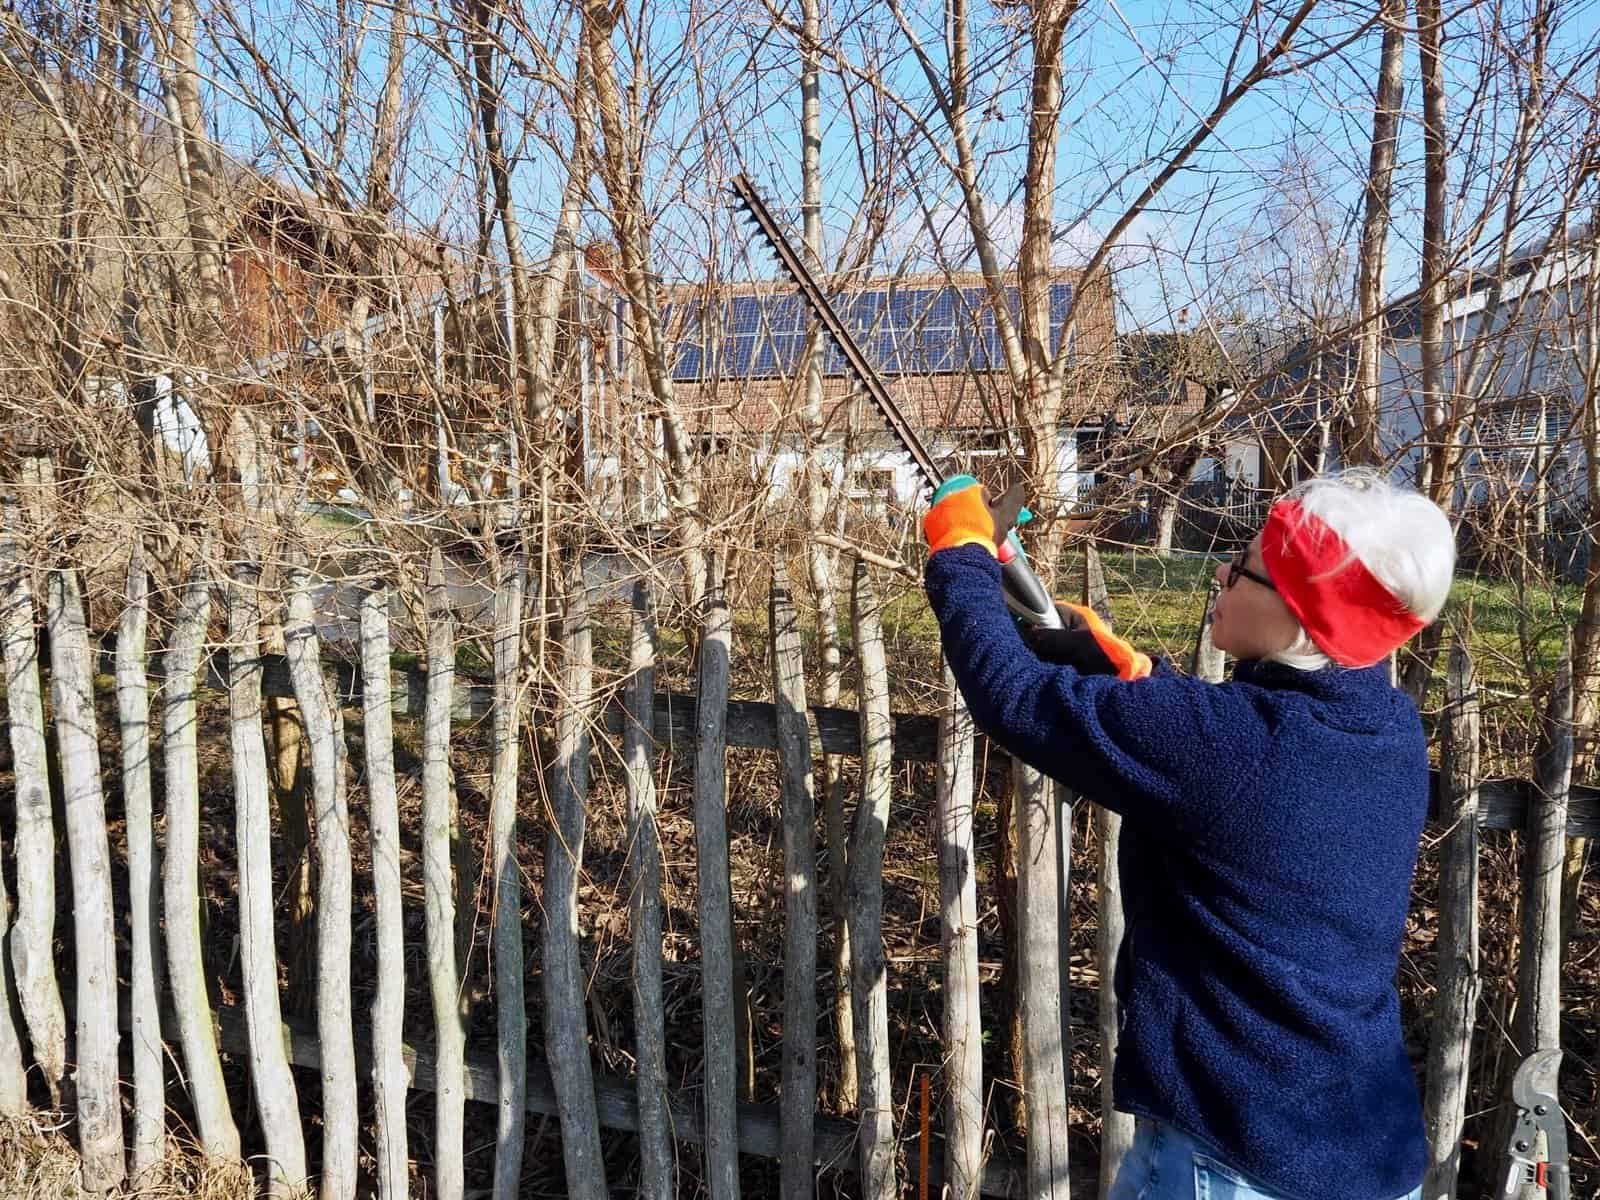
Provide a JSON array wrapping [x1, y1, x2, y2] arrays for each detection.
[[1343, 0, 1407, 468]]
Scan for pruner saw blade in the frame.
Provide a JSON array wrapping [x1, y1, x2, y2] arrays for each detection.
[[730, 173, 945, 496]]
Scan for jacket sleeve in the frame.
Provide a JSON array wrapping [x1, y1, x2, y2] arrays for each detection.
[[925, 544, 1274, 836]]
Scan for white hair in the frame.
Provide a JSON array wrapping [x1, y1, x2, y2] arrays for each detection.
[[1263, 467, 1457, 671]]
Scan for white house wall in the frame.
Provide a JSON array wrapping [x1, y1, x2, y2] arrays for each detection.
[[87, 374, 212, 479], [740, 429, 1089, 507], [1379, 267, 1590, 499]]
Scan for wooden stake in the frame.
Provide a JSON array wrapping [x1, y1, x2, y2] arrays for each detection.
[[286, 556, 357, 1200], [848, 562, 895, 1198], [1517, 646, 1572, 1056], [937, 659, 984, 1199], [770, 565, 817, 1200], [423, 549, 466, 1200], [1424, 634, 1481, 1198], [625, 577, 674, 1200], [1088, 540, 1133, 1195], [693, 554, 741, 1200], [1190, 579, 1226, 682], [1013, 758, 1072, 1200], [161, 548, 240, 1158], [228, 563, 306, 1196], [0, 511, 65, 1108], [360, 581, 410, 1200], [543, 558, 608, 1199], [48, 566, 125, 1190], [490, 554, 527, 1200], [119, 541, 165, 1180]]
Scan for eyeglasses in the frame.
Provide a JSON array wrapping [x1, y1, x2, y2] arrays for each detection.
[[1226, 548, 1277, 592]]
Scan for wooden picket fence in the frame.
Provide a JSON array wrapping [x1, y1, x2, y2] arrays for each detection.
[[0, 522, 1595, 1199]]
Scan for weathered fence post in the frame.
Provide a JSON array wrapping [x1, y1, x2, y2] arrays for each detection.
[[937, 659, 983, 1198], [1005, 541, 1084, 1196], [360, 579, 410, 1200], [694, 554, 742, 1199], [1013, 757, 1073, 1199], [228, 562, 306, 1196], [1088, 541, 1132, 1196], [286, 556, 357, 1200], [118, 541, 165, 1181], [1424, 634, 1481, 1199], [625, 577, 674, 1200], [0, 511, 26, 1117], [848, 562, 896, 1198], [0, 729, 22, 1114], [1190, 579, 1225, 682], [47, 565, 126, 1190], [423, 548, 466, 1200], [162, 548, 240, 1158], [0, 509, 67, 1107], [543, 558, 609, 1200], [490, 552, 527, 1200], [770, 565, 818, 1199], [1516, 646, 1572, 1057]]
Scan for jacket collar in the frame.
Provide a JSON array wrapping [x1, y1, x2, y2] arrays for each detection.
[[1231, 657, 1396, 706]]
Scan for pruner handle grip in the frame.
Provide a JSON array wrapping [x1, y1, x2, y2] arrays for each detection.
[[999, 534, 1062, 629]]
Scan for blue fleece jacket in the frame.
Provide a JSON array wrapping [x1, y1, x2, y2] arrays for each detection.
[[926, 545, 1427, 1200]]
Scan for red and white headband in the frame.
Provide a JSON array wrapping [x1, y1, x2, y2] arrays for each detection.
[[1260, 499, 1426, 668]]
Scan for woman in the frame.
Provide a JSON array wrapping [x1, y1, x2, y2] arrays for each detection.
[[922, 469, 1454, 1200]]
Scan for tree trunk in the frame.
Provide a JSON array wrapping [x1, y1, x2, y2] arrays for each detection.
[[1343, 0, 1406, 466], [582, 0, 707, 614], [796, 0, 855, 1110], [465, 0, 538, 414], [168, 0, 228, 352], [1017, 1, 1074, 579], [1416, 0, 1450, 497], [1150, 491, 1180, 557]]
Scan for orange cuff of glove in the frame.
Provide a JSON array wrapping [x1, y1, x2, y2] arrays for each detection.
[[923, 485, 996, 555], [1061, 601, 1153, 681]]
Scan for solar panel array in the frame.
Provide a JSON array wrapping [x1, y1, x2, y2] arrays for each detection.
[[666, 283, 1074, 382]]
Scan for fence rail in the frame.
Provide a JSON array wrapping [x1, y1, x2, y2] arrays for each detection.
[[83, 642, 1600, 835]]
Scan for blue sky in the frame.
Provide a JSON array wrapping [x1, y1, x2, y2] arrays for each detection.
[[207, 0, 1597, 335]]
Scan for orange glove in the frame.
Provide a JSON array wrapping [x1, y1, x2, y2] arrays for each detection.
[[923, 475, 1024, 556], [1022, 601, 1153, 680]]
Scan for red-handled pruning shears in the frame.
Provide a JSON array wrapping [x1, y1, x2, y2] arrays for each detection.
[[1500, 1050, 1569, 1200], [730, 174, 1062, 630]]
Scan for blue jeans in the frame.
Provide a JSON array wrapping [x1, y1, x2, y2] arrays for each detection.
[[1107, 1118, 1424, 1200]]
